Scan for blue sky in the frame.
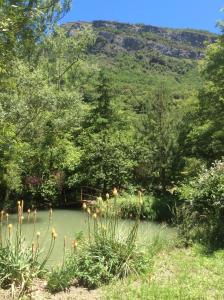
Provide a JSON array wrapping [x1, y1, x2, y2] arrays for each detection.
[[61, 0, 224, 33]]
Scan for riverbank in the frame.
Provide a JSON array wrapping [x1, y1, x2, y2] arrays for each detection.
[[1, 245, 224, 299]]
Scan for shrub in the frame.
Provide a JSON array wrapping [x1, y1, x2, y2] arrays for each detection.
[[94, 192, 176, 222], [47, 256, 77, 293], [0, 202, 56, 297], [117, 193, 156, 220], [150, 193, 177, 222], [47, 189, 148, 291], [0, 242, 43, 290], [95, 192, 156, 221], [177, 160, 224, 249]]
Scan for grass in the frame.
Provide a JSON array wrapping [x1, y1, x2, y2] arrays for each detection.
[[104, 245, 224, 300]]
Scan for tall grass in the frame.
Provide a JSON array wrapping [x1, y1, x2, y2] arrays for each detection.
[[0, 201, 57, 297]]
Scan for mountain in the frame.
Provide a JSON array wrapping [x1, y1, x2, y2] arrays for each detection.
[[62, 20, 217, 101], [64, 20, 216, 59]]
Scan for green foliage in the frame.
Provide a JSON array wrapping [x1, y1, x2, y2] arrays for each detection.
[[104, 247, 224, 300], [47, 192, 147, 291], [95, 193, 156, 221], [0, 243, 42, 291], [183, 32, 224, 166], [77, 70, 135, 191], [177, 160, 224, 249], [0, 205, 56, 297], [136, 84, 182, 192], [0, 0, 71, 73], [47, 257, 77, 293]]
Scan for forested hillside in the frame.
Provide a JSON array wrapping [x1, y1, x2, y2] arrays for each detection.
[[64, 20, 216, 99], [0, 13, 222, 214], [1, 2, 224, 298]]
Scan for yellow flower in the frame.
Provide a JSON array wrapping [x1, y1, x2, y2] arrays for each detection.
[[72, 239, 78, 249], [1, 210, 4, 222], [113, 188, 118, 197], [19, 215, 24, 224], [87, 208, 91, 215], [8, 223, 13, 230], [92, 213, 97, 219], [51, 228, 57, 239], [106, 193, 110, 200], [52, 232, 58, 240], [36, 231, 40, 237], [8, 224, 13, 237], [82, 203, 87, 210]]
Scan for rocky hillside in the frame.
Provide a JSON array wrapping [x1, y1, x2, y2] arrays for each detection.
[[63, 20, 216, 60], [62, 20, 217, 101]]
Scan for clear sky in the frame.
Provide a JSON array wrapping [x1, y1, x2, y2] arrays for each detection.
[[61, 0, 224, 33]]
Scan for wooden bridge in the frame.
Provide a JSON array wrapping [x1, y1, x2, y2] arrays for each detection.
[[79, 186, 102, 206]]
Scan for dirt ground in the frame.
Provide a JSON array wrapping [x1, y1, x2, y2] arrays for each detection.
[[0, 280, 102, 300]]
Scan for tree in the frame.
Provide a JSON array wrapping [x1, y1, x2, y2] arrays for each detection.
[[185, 22, 224, 165], [76, 70, 135, 192], [136, 84, 181, 192], [0, 0, 71, 50], [0, 25, 95, 207]]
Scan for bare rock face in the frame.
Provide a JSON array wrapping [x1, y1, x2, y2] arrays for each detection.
[[62, 20, 217, 60], [122, 37, 145, 50]]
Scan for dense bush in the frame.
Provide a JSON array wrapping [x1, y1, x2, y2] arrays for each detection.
[[177, 160, 224, 249], [95, 192, 176, 222], [104, 193, 155, 220]]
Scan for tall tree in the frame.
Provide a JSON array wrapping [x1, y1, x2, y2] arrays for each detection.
[[76, 70, 135, 193], [184, 20, 224, 165], [136, 84, 181, 192]]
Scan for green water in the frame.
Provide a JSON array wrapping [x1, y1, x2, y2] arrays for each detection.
[[4, 210, 176, 266]]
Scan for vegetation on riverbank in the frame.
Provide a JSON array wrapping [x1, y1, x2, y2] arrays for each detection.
[[1, 1, 224, 299]]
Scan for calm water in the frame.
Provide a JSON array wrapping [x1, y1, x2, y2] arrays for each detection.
[[3, 210, 176, 266]]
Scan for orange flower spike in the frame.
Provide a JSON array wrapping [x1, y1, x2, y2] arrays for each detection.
[[72, 239, 78, 250], [0, 210, 4, 222], [52, 232, 58, 240], [113, 188, 118, 197], [8, 224, 13, 238]]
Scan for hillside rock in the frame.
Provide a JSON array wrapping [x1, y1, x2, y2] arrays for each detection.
[[63, 20, 217, 60]]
